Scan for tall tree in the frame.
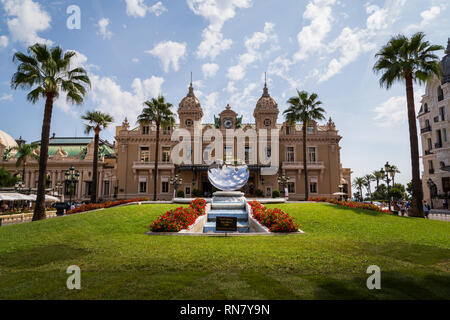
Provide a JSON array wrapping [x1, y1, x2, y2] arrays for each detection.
[[372, 170, 383, 189], [353, 177, 365, 202], [11, 43, 90, 221], [12, 143, 39, 185], [137, 96, 175, 201], [82, 111, 114, 203], [373, 32, 443, 217], [389, 164, 401, 185], [284, 90, 326, 201], [363, 174, 375, 200]]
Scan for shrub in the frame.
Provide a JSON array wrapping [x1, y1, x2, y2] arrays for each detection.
[[248, 201, 300, 233], [272, 190, 281, 198], [255, 189, 264, 197], [149, 198, 207, 232], [192, 189, 203, 197], [176, 190, 185, 198]]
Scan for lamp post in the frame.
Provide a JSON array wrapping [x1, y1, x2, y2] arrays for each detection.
[[65, 166, 80, 205], [170, 174, 183, 198], [426, 178, 436, 209], [278, 173, 289, 199], [380, 161, 394, 211], [53, 182, 64, 202]]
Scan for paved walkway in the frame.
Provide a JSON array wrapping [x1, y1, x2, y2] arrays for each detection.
[[429, 209, 450, 222]]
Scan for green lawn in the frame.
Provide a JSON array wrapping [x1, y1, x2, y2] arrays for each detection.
[[0, 203, 449, 300]]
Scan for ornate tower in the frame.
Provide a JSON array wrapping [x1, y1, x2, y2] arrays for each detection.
[[253, 81, 279, 129], [178, 82, 203, 129]]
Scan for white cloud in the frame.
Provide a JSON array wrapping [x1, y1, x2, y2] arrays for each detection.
[[227, 22, 278, 81], [146, 41, 187, 73], [0, 93, 13, 102], [294, 0, 337, 61], [0, 35, 8, 48], [187, 0, 252, 59], [149, 1, 167, 16], [405, 6, 441, 31], [1, 0, 52, 45], [96, 18, 113, 40], [132, 58, 140, 63], [125, 0, 167, 18], [202, 63, 219, 78], [373, 90, 424, 127]]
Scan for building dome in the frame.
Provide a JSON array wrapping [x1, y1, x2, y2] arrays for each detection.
[[0, 129, 18, 149], [253, 83, 278, 117], [442, 38, 450, 84], [178, 83, 203, 116]]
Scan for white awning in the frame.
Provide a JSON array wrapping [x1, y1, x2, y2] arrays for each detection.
[[0, 193, 60, 202]]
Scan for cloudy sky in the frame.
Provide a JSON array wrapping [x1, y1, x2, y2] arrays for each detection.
[[0, 0, 449, 187]]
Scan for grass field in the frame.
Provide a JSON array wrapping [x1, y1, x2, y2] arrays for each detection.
[[0, 203, 449, 300]]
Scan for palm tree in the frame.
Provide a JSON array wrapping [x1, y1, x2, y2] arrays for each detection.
[[363, 174, 375, 200], [11, 43, 90, 221], [353, 177, 365, 202], [373, 32, 443, 217], [372, 170, 383, 189], [389, 165, 401, 185], [284, 90, 326, 201], [82, 111, 114, 203], [12, 143, 39, 185], [137, 96, 175, 201]]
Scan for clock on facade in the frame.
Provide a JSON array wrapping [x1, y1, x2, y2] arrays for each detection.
[[223, 118, 233, 129], [264, 119, 272, 127], [185, 119, 193, 127]]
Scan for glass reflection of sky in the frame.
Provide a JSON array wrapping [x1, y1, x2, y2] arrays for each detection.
[[208, 164, 250, 191]]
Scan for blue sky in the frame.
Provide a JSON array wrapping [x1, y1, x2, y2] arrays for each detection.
[[0, 0, 449, 188]]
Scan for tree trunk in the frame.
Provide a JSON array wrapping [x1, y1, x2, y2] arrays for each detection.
[[303, 123, 308, 201], [33, 93, 54, 221], [405, 73, 424, 217], [91, 127, 100, 203], [153, 123, 160, 201], [22, 161, 26, 184]]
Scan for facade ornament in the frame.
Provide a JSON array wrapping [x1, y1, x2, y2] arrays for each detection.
[[122, 117, 130, 130]]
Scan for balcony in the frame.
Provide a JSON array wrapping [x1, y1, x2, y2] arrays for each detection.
[[429, 168, 435, 174], [132, 161, 175, 173], [438, 94, 444, 102], [420, 126, 432, 134], [434, 116, 440, 123], [435, 142, 443, 149], [282, 161, 325, 170], [424, 149, 433, 155]]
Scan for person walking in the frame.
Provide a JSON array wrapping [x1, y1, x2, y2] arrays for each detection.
[[423, 201, 430, 219]]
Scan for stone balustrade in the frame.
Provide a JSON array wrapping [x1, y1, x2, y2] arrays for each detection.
[[0, 211, 57, 226]]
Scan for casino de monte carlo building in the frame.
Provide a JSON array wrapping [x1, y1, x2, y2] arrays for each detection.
[[114, 82, 352, 201]]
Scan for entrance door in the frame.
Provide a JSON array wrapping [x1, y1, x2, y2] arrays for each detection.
[[202, 182, 213, 197]]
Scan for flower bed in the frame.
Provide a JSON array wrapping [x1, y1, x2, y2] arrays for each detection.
[[308, 197, 391, 214], [248, 201, 301, 233], [67, 197, 150, 214], [150, 198, 207, 232]]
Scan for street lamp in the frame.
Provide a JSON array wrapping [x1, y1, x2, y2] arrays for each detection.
[[278, 173, 289, 198], [380, 162, 394, 211], [53, 182, 64, 202], [65, 166, 80, 205], [170, 174, 183, 198], [426, 178, 436, 209]]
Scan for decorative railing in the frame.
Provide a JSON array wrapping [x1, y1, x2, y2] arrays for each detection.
[[0, 211, 57, 226], [420, 126, 432, 134]]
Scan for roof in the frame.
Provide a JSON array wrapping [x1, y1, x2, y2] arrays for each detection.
[[0, 130, 18, 149]]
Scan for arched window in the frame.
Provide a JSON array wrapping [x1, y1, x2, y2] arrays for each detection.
[[424, 103, 429, 113]]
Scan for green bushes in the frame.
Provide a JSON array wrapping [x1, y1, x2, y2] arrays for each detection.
[[255, 189, 264, 197], [176, 190, 185, 198], [272, 190, 281, 198]]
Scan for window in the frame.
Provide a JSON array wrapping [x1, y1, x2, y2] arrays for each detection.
[[286, 126, 292, 135], [428, 160, 434, 174], [265, 146, 271, 159], [438, 86, 444, 101], [185, 187, 191, 196], [287, 182, 295, 194], [85, 181, 92, 196], [440, 107, 446, 121], [162, 181, 169, 193], [163, 127, 171, 135], [308, 147, 317, 163], [307, 126, 314, 134], [427, 138, 432, 150], [424, 104, 429, 112], [224, 146, 233, 161], [266, 187, 272, 197], [162, 147, 171, 162], [425, 119, 430, 128], [444, 128, 448, 142], [245, 146, 250, 163], [103, 181, 110, 196], [185, 145, 192, 162], [286, 147, 295, 162], [309, 177, 318, 194], [139, 181, 147, 193], [142, 126, 150, 135], [140, 146, 150, 162]]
